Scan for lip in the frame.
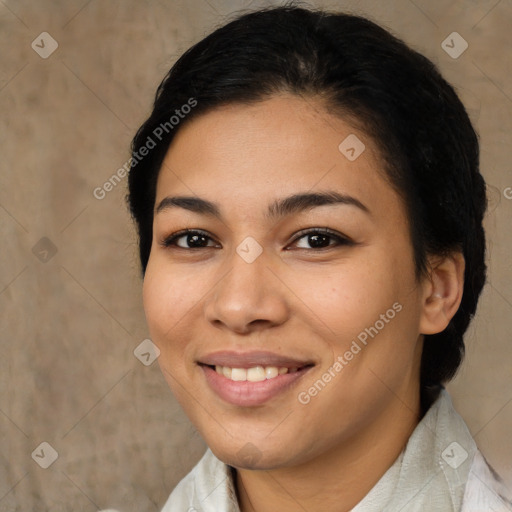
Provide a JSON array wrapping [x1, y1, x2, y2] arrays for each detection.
[[200, 364, 313, 407], [198, 350, 313, 369]]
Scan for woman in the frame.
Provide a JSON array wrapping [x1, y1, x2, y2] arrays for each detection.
[[127, 5, 511, 511]]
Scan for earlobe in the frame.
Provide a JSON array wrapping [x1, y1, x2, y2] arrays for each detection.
[[419, 252, 465, 335]]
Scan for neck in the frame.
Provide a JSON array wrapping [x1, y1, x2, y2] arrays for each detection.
[[235, 388, 421, 512]]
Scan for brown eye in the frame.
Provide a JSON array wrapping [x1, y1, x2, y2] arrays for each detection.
[[290, 229, 353, 250], [162, 230, 220, 249]]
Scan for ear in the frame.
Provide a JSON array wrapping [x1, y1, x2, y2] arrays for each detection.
[[419, 252, 465, 335]]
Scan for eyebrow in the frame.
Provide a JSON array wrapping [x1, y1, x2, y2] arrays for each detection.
[[155, 191, 370, 219]]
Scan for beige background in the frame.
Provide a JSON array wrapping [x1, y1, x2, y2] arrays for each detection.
[[0, 0, 511, 510]]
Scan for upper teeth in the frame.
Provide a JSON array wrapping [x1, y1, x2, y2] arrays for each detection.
[[215, 365, 298, 382]]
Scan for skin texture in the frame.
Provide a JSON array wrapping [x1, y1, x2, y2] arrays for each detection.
[[142, 94, 465, 512]]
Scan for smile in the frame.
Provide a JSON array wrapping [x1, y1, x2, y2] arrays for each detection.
[[200, 364, 313, 406]]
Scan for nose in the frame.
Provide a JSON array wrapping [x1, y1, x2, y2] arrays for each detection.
[[203, 251, 290, 334]]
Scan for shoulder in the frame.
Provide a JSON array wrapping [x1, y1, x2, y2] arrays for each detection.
[[461, 450, 512, 512]]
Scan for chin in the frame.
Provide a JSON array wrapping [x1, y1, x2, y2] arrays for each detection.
[[207, 434, 306, 471]]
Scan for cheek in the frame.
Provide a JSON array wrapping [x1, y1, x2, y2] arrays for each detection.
[[290, 249, 420, 382], [142, 260, 205, 402], [142, 258, 204, 346], [290, 256, 405, 337]]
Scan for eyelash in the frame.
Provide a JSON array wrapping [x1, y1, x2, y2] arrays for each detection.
[[160, 228, 353, 251]]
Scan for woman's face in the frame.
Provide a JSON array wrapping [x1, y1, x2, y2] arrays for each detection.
[[143, 94, 428, 469]]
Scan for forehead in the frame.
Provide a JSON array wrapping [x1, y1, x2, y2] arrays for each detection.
[[155, 94, 400, 219]]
